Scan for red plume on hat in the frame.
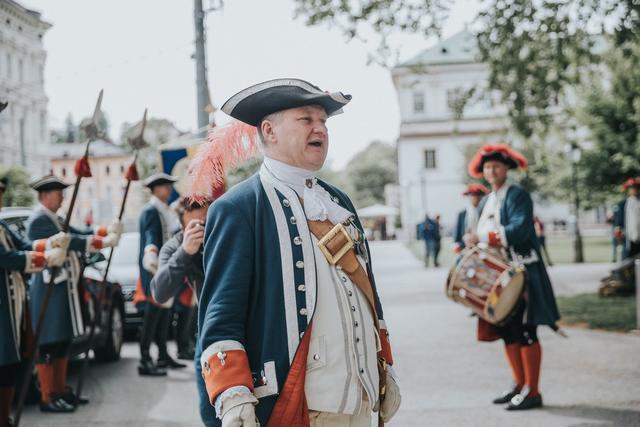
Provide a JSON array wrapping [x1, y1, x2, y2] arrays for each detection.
[[463, 183, 490, 195], [468, 144, 528, 178], [187, 119, 259, 198]]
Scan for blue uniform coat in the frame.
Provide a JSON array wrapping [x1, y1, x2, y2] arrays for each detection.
[[196, 172, 387, 426], [481, 185, 560, 326], [454, 209, 467, 248], [0, 220, 32, 366], [27, 207, 91, 346], [138, 201, 174, 298]]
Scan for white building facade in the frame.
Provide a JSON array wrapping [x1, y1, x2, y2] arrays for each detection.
[[0, 0, 51, 177], [392, 31, 571, 238]]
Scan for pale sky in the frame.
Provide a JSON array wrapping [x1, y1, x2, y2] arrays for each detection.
[[21, 0, 482, 169]]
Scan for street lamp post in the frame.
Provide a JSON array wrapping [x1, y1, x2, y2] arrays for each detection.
[[569, 144, 584, 263]]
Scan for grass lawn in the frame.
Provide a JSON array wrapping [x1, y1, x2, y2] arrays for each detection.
[[556, 293, 637, 332], [407, 235, 614, 267]]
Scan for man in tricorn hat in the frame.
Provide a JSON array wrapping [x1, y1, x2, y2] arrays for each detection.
[[453, 183, 490, 253], [0, 177, 68, 424], [613, 177, 640, 259], [464, 144, 560, 410], [195, 79, 400, 426], [27, 174, 122, 412], [137, 173, 184, 376]]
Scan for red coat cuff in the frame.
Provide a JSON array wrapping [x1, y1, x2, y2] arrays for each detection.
[[96, 226, 108, 237], [33, 239, 47, 252], [488, 231, 502, 247], [202, 348, 254, 404]]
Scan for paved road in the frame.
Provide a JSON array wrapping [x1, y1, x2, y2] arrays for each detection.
[[20, 241, 640, 426]]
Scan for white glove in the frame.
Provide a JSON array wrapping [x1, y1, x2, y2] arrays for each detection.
[[101, 233, 120, 248], [45, 248, 66, 267], [142, 249, 158, 274], [46, 232, 70, 251], [221, 394, 259, 427], [108, 220, 124, 237], [381, 370, 401, 423]]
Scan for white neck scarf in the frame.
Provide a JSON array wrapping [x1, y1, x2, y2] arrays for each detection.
[[262, 157, 353, 224], [626, 196, 640, 242]]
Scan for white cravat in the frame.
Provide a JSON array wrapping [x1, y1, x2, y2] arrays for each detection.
[[262, 157, 353, 224], [626, 196, 640, 242]]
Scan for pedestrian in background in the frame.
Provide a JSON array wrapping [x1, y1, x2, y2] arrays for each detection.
[[422, 214, 440, 267]]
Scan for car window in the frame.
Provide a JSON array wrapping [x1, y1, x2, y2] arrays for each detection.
[[3, 216, 28, 239], [104, 233, 139, 266]]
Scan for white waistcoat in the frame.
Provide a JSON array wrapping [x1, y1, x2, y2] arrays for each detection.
[[304, 233, 379, 415]]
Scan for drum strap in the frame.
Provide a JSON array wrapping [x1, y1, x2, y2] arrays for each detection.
[[307, 219, 386, 427]]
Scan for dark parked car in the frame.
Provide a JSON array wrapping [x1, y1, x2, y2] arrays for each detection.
[[0, 207, 124, 361], [100, 232, 143, 338]]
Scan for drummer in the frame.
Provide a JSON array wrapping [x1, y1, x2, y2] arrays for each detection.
[[463, 144, 560, 411], [453, 183, 490, 253]]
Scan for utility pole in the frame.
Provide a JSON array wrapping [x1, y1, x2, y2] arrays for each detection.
[[193, 0, 212, 137]]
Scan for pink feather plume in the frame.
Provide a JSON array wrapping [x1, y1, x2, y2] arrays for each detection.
[[187, 119, 259, 197]]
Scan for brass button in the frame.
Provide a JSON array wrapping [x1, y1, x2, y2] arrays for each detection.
[[299, 308, 308, 316], [293, 236, 302, 245], [313, 354, 320, 361], [296, 261, 304, 269], [290, 216, 297, 225], [282, 199, 290, 207], [351, 306, 356, 312], [298, 284, 306, 292]]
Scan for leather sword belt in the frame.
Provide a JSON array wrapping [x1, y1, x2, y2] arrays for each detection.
[[307, 219, 387, 427]]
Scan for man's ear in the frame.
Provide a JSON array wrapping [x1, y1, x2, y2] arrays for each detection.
[[261, 120, 277, 145]]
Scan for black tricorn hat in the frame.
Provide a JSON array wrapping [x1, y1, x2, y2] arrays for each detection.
[[221, 78, 352, 126], [143, 172, 178, 189], [30, 175, 71, 192]]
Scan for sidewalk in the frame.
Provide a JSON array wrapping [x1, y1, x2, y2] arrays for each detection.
[[371, 241, 640, 426]]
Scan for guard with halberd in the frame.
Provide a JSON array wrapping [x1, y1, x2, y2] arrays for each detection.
[[0, 177, 69, 426], [137, 173, 185, 376], [462, 144, 560, 411], [191, 78, 401, 427], [26, 174, 122, 413]]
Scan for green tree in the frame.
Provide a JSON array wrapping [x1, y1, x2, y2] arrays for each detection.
[[579, 40, 640, 198], [0, 166, 35, 207], [345, 141, 397, 208]]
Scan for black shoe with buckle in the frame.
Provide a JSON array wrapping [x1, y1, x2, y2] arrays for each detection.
[[39, 395, 76, 413], [157, 356, 186, 369], [138, 359, 167, 376], [493, 386, 521, 404], [507, 391, 543, 410]]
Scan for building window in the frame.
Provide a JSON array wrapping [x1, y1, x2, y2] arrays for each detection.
[[424, 149, 437, 169], [447, 88, 465, 112], [120, 164, 125, 173], [413, 91, 425, 113], [61, 167, 67, 177], [18, 58, 23, 83], [105, 165, 110, 175]]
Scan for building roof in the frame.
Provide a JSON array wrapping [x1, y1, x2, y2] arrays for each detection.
[[1, 0, 52, 30], [49, 139, 129, 160], [399, 30, 479, 67]]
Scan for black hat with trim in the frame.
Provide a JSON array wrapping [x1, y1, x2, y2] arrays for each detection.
[[143, 173, 178, 189], [31, 175, 71, 192], [221, 78, 352, 126]]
